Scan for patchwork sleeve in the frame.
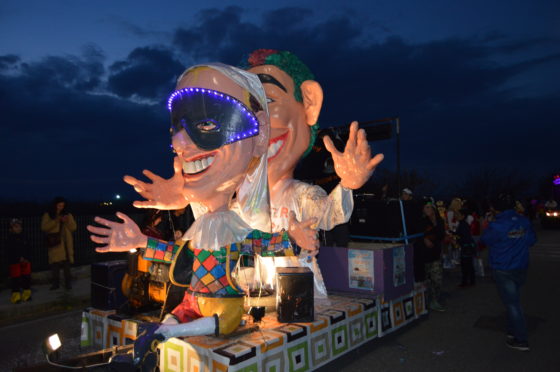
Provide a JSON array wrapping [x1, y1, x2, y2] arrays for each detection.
[[143, 237, 184, 263]]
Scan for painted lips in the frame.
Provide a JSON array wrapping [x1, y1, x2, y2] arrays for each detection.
[[267, 132, 288, 160]]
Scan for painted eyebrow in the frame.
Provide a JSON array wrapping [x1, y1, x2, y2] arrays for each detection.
[[257, 73, 288, 93]]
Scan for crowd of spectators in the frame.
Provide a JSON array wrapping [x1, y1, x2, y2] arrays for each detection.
[[409, 190, 537, 351]]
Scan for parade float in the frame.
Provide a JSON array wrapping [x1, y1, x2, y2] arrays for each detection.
[[42, 51, 427, 371]]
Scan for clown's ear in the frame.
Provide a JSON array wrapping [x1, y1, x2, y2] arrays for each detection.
[[301, 80, 323, 126], [252, 111, 270, 157]]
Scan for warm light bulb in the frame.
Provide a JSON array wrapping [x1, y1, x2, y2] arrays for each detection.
[[48, 334, 61, 351]]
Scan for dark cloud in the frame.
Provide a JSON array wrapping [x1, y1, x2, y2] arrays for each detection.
[[0, 52, 171, 201], [0, 54, 20, 70], [107, 46, 184, 100], [168, 6, 559, 182], [2, 6, 559, 201], [15, 54, 105, 93]]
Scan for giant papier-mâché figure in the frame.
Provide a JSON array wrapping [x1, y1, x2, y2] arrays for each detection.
[[125, 50, 384, 254], [88, 63, 272, 365]]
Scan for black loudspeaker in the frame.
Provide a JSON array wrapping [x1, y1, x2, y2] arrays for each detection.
[[350, 198, 424, 238], [91, 260, 128, 310], [276, 267, 314, 323]]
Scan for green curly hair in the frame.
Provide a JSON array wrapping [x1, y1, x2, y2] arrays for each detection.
[[241, 49, 319, 158]]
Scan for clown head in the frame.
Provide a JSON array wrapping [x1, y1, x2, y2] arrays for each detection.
[[243, 50, 323, 187], [169, 64, 269, 214]]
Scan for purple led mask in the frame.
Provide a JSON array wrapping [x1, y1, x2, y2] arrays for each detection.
[[168, 87, 262, 151]]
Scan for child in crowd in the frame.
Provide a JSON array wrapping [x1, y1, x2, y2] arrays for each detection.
[[454, 209, 477, 287], [7, 218, 33, 303]]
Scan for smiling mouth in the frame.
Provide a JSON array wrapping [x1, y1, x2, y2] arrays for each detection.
[[267, 132, 288, 160], [182, 152, 216, 175]]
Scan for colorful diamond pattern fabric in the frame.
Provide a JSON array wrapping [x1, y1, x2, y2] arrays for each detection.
[[243, 230, 292, 256], [144, 237, 182, 263], [189, 243, 243, 296]]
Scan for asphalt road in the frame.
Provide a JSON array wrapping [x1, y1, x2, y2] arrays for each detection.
[[1, 224, 558, 372], [0, 310, 85, 372], [318, 225, 560, 372]]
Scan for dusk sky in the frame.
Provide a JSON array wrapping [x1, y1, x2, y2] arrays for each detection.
[[1, 0, 559, 202]]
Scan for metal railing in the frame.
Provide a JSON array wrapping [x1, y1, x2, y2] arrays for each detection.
[[0, 214, 142, 280]]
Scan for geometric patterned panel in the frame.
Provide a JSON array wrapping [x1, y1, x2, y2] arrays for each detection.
[[321, 309, 346, 325], [274, 324, 307, 343], [356, 298, 376, 311], [90, 314, 107, 349], [381, 306, 392, 333], [213, 342, 257, 366], [93, 322, 104, 348], [414, 291, 425, 316], [123, 319, 139, 343], [364, 310, 378, 339], [310, 332, 331, 367], [187, 346, 209, 372], [262, 350, 284, 372], [333, 301, 363, 318], [107, 319, 123, 347], [162, 340, 185, 372], [287, 341, 309, 372], [403, 297, 415, 320], [188, 335, 231, 350], [235, 363, 259, 372], [81, 289, 429, 371], [309, 315, 329, 334], [80, 314, 91, 347], [392, 301, 405, 328], [348, 316, 365, 347], [243, 330, 285, 353], [330, 324, 349, 357]]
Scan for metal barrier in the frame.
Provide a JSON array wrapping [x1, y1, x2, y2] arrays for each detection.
[[0, 214, 142, 277]]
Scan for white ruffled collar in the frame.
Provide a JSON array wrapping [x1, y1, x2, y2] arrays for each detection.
[[182, 210, 252, 251]]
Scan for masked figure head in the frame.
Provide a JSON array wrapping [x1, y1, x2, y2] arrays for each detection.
[[242, 50, 323, 187], [169, 63, 271, 237]]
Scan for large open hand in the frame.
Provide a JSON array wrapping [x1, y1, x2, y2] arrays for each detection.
[[288, 211, 319, 254], [323, 121, 384, 190], [87, 212, 148, 253], [123, 157, 188, 210]]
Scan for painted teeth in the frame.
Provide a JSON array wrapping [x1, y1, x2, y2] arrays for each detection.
[[182, 156, 215, 174], [267, 139, 284, 158]]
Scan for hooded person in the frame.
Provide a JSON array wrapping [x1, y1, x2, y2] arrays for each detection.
[[88, 63, 271, 365]]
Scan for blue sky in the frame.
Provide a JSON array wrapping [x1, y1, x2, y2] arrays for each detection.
[[1, 0, 559, 201]]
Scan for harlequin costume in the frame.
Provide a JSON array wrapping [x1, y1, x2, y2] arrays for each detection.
[[134, 62, 280, 341], [142, 227, 290, 335]]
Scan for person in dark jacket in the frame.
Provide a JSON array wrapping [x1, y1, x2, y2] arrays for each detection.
[[454, 209, 477, 287], [7, 218, 33, 303], [481, 194, 536, 352], [415, 202, 446, 312]]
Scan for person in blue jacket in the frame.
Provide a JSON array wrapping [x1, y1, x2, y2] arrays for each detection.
[[481, 194, 536, 352]]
